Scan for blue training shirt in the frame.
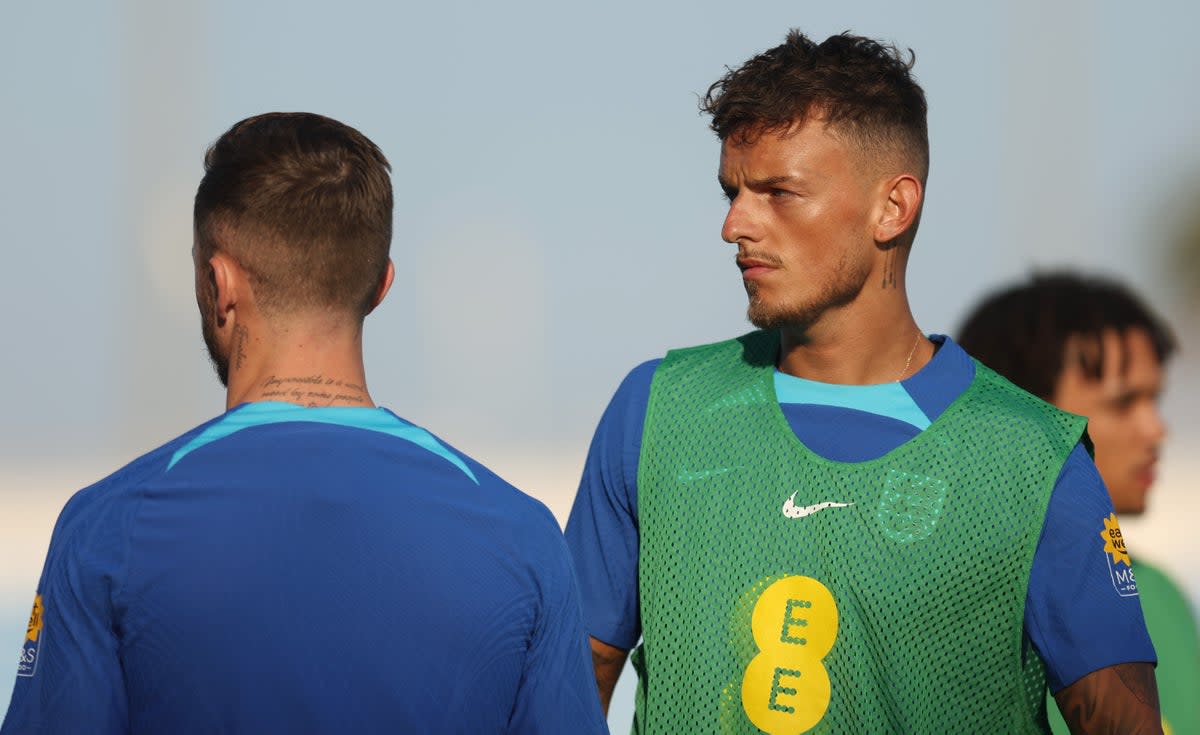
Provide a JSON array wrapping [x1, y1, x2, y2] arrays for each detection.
[[564, 335, 1155, 693], [4, 402, 607, 735]]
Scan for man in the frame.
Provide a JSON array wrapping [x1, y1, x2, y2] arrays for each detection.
[[959, 272, 1197, 735], [565, 31, 1163, 733], [2, 113, 606, 734]]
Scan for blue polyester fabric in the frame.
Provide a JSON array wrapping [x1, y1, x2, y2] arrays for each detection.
[[564, 335, 1155, 693], [4, 402, 606, 735]]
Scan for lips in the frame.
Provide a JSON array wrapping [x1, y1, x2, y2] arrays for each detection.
[[1130, 453, 1159, 490], [1137, 461, 1157, 489], [737, 257, 778, 280]]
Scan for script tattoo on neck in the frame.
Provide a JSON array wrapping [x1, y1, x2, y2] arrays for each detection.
[[881, 246, 898, 289], [260, 374, 370, 407], [233, 324, 249, 370]]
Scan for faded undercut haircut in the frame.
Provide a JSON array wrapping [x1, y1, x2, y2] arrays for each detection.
[[194, 112, 393, 318], [957, 272, 1177, 400], [701, 30, 930, 183]]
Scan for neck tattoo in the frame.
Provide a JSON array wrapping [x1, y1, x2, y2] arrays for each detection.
[[896, 331, 923, 382]]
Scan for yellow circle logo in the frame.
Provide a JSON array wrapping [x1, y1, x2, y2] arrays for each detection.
[[741, 576, 838, 734]]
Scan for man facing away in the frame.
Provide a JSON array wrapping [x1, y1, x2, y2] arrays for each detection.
[[2, 112, 607, 734], [565, 31, 1163, 733], [959, 271, 1198, 735]]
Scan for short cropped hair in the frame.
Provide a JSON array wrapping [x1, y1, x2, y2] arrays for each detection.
[[701, 30, 929, 183], [957, 272, 1177, 400], [194, 112, 393, 317]]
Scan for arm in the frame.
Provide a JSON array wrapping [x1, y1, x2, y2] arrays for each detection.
[[1027, 446, 1162, 734], [1053, 662, 1162, 735], [505, 530, 608, 734], [564, 361, 660, 716], [1, 487, 130, 735], [590, 636, 630, 714]]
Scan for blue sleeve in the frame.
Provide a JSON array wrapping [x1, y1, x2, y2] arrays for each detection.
[[507, 529, 608, 734], [563, 359, 659, 651], [1025, 443, 1157, 692], [2, 484, 131, 735]]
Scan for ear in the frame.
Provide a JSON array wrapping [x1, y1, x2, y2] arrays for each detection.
[[365, 259, 395, 315], [208, 251, 241, 328], [873, 174, 923, 244]]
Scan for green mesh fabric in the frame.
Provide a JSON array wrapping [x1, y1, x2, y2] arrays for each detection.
[[633, 331, 1085, 734]]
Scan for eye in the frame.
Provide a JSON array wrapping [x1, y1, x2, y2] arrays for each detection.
[[769, 188, 795, 199], [1111, 393, 1137, 413], [720, 186, 738, 202]]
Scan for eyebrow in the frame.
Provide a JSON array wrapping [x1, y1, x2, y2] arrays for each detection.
[[718, 174, 801, 191], [1118, 384, 1162, 399], [748, 175, 798, 188]]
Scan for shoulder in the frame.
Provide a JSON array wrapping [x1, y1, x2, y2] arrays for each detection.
[[420, 430, 571, 558], [53, 416, 225, 544], [471, 462, 563, 535], [586, 357, 662, 458], [965, 357, 1088, 447], [969, 355, 1072, 418], [1045, 444, 1114, 524], [37, 415, 227, 596], [661, 330, 775, 368]]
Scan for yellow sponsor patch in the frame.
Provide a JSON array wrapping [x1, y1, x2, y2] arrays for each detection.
[[18, 594, 42, 677], [1101, 513, 1130, 566], [1100, 514, 1138, 597], [25, 595, 43, 642]]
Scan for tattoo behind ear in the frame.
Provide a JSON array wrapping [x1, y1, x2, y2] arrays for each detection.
[[233, 324, 249, 370]]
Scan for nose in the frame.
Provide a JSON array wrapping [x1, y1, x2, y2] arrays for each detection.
[[721, 194, 757, 245], [1144, 403, 1168, 446]]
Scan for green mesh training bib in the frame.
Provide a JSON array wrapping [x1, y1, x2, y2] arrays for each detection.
[[633, 331, 1085, 735]]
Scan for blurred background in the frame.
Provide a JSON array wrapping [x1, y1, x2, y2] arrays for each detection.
[[3, 0, 1199, 727]]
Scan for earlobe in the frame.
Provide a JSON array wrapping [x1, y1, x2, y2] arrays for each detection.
[[875, 174, 923, 244]]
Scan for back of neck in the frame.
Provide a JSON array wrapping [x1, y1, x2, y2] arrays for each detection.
[[224, 320, 374, 410]]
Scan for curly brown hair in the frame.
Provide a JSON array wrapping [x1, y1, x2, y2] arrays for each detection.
[[701, 30, 929, 182], [957, 272, 1176, 400]]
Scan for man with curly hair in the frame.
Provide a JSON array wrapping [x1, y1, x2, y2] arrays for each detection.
[[960, 272, 1196, 735], [567, 31, 1162, 733]]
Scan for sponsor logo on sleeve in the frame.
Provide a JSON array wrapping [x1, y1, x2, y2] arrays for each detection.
[[1100, 514, 1138, 597], [17, 594, 42, 677]]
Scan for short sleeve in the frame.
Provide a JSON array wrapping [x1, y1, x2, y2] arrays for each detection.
[[506, 532, 608, 734], [564, 359, 658, 650], [1025, 443, 1157, 692], [2, 484, 131, 735]]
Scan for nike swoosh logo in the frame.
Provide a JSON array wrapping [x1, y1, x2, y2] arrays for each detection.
[[781, 492, 854, 519]]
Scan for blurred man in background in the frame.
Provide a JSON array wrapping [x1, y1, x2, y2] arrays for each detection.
[[960, 271, 1197, 734], [2, 112, 606, 734]]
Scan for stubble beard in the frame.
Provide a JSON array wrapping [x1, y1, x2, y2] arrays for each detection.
[[745, 253, 873, 332]]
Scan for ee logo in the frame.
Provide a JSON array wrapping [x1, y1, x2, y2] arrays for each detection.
[[741, 576, 838, 734]]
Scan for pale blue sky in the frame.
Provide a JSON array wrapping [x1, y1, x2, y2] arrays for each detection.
[[3, 1, 1198, 459], [4, 0, 1200, 725]]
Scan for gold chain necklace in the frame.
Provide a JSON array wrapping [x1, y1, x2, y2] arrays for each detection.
[[896, 332, 923, 382]]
